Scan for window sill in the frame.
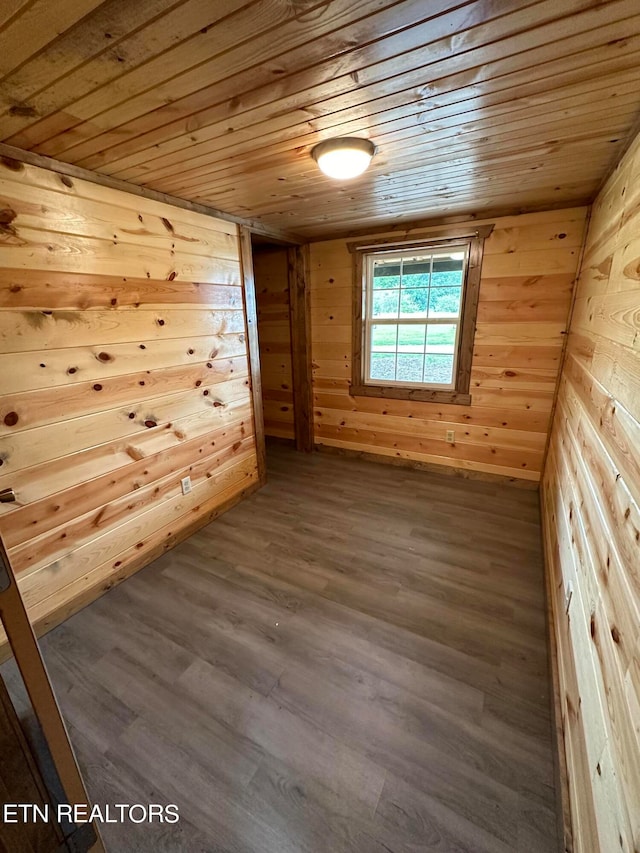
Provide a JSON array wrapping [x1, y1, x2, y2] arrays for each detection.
[[350, 384, 472, 405]]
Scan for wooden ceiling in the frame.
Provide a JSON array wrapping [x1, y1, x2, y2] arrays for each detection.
[[1, 0, 639, 239]]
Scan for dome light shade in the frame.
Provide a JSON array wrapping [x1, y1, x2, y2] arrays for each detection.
[[311, 137, 376, 180]]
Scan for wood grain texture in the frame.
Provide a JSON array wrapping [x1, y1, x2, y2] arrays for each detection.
[[2, 440, 558, 852], [541, 130, 640, 853], [288, 245, 313, 452], [0, 534, 106, 852], [310, 208, 587, 481], [254, 245, 295, 440], [0, 674, 62, 853], [239, 226, 267, 484], [0, 1, 638, 237], [0, 160, 259, 654]]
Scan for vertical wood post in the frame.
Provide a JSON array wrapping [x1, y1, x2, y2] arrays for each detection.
[[239, 226, 267, 483], [0, 535, 104, 852], [287, 245, 314, 452]]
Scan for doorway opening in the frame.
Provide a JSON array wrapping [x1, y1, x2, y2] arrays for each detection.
[[250, 237, 312, 455]]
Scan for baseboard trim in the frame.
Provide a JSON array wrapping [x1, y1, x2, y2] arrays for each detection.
[[314, 443, 540, 490]]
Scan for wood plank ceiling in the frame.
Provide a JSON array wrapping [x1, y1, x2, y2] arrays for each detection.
[[0, 0, 639, 239]]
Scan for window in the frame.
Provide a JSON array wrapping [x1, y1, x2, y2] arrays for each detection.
[[349, 226, 493, 404]]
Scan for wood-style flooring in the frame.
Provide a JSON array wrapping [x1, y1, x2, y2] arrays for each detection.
[[3, 442, 558, 852]]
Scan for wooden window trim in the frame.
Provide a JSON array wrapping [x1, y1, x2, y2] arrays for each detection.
[[349, 225, 493, 405]]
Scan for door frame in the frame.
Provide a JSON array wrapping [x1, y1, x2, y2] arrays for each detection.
[[0, 534, 105, 851], [246, 233, 313, 455], [287, 244, 314, 453]]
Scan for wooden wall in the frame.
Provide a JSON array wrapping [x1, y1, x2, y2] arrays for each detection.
[[254, 245, 295, 440], [0, 159, 260, 652], [309, 207, 588, 482], [541, 134, 640, 851]]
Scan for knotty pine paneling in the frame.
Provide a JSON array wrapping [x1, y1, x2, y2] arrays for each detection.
[[0, 158, 260, 653], [310, 207, 588, 482], [0, 1, 638, 237], [254, 245, 294, 440], [542, 132, 640, 852]]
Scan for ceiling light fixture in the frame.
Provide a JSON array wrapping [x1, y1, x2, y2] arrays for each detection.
[[311, 137, 376, 180]]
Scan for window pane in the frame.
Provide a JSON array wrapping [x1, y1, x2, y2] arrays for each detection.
[[399, 288, 428, 317], [401, 273, 429, 288], [371, 324, 397, 352], [401, 257, 431, 286], [397, 324, 426, 352], [428, 286, 462, 318], [424, 353, 454, 385], [370, 352, 395, 381], [373, 274, 401, 290], [396, 354, 424, 382], [426, 323, 456, 351], [372, 260, 400, 289], [431, 254, 464, 287], [364, 242, 473, 390], [372, 289, 399, 318]]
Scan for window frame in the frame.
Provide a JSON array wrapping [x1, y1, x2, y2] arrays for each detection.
[[349, 225, 493, 405]]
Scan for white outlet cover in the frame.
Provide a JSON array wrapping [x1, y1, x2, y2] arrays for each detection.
[[181, 476, 192, 495]]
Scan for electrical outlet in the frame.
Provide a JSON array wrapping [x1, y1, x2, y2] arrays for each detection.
[[181, 476, 192, 495], [446, 429, 455, 444]]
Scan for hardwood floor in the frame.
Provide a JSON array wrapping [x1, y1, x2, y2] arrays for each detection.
[[3, 442, 557, 852]]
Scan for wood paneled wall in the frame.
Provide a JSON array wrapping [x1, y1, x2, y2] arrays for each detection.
[[254, 245, 294, 440], [309, 207, 587, 482], [541, 134, 640, 851], [0, 159, 260, 653]]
